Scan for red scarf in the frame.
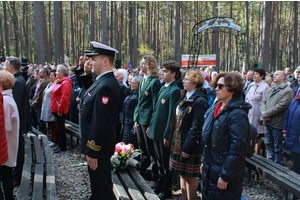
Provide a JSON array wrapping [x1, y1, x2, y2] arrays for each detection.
[[214, 101, 227, 119]]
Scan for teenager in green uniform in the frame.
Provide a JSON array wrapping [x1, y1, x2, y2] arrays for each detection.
[[147, 61, 181, 199], [133, 55, 161, 187]]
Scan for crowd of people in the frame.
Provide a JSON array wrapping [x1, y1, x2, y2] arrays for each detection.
[[0, 41, 299, 199]]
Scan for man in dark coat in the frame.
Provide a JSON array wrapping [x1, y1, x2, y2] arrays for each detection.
[[26, 66, 36, 92], [79, 42, 120, 199], [4, 56, 29, 186], [114, 70, 127, 142], [32, 68, 50, 134]]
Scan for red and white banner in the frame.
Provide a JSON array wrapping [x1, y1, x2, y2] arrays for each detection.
[[182, 54, 216, 67]]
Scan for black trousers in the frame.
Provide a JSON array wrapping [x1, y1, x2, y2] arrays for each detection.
[[0, 166, 14, 200], [153, 139, 173, 193], [13, 133, 24, 183], [136, 124, 159, 181], [54, 113, 67, 150], [88, 160, 114, 200]]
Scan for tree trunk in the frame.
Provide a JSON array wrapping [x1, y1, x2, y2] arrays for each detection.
[[110, 2, 113, 47], [71, 2, 76, 64], [34, 1, 49, 65], [292, 1, 298, 71], [174, 1, 181, 63], [101, 1, 108, 45], [245, 1, 250, 70], [227, 2, 233, 71], [261, 1, 272, 71], [48, 2, 52, 62], [89, 1, 95, 41], [54, 1, 63, 64], [132, 1, 137, 68], [128, 1, 133, 63], [275, 1, 280, 70]]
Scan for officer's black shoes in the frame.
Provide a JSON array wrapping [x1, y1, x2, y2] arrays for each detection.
[[54, 147, 67, 153]]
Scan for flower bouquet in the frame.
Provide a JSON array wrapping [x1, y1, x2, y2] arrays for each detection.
[[111, 142, 142, 173]]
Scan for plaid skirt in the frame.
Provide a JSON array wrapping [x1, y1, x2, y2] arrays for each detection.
[[169, 152, 201, 177]]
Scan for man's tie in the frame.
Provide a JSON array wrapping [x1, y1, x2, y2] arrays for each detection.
[[159, 86, 166, 96]]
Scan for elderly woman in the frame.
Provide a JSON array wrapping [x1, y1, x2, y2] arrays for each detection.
[[51, 65, 72, 153], [245, 68, 269, 154], [283, 68, 300, 174], [201, 72, 251, 200], [169, 70, 209, 200], [0, 70, 19, 200], [41, 70, 59, 147], [121, 76, 140, 148]]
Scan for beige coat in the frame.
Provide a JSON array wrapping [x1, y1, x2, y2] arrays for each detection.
[[260, 82, 293, 130], [40, 82, 56, 122], [246, 80, 270, 134], [2, 89, 19, 167]]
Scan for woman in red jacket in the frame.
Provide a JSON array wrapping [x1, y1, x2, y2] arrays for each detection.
[[51, 65, 72, 153]]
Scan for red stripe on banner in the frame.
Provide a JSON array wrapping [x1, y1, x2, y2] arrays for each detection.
[[182, 60, 216, 66]]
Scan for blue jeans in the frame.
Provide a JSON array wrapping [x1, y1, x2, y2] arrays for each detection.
[[264, 126, 283, 165], [291, 152, 300, 174]]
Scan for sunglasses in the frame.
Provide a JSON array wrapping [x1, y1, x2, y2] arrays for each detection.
[[216, 83, 228, 89], [296, 71, 300, 74]]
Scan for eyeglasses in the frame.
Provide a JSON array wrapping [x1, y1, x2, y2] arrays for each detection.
[[215, 83, 228, 89], [296, 71, 300, 74]]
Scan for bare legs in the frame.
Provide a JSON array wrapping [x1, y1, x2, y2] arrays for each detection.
[[255, 136, 263, 154], [180, 175, 198, 200]]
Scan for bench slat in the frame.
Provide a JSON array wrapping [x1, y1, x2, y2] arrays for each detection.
[[112, 172, 131, 200], [253, 154, 300, 181], [246, 157, 300, 198], [30, 133, 45, 164], [18, 163, 32, 200], [46, 163, 56, 200], [33, 164, 44, 200], [41, 136, 53, 164], [23, 134, 32, 164], [65, 120, 80, 129], [251, 155, 300, 187], [118, 169, 145, 200], [127, 167, 160, 200]]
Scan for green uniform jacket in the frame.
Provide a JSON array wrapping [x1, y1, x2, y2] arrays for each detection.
[[134, 76, 161, 125], [148, 81, 181, 141]]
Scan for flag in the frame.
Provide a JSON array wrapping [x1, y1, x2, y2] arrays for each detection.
[[258, 62, 261, 68], [258, 57, 261, 68], [126, 60, 133, 71], [242, 60, 246, 75]]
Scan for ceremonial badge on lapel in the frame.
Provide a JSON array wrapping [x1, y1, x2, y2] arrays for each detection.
[[161, 99, 165, 104], [145, 91, 149, 96], [188, 107, 192, 113], [102, 96, 109, 104]]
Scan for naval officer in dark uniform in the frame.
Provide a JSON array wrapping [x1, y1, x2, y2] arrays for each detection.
[[79, 41, 120, 199]]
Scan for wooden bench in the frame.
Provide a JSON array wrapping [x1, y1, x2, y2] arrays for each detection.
[[112, 167, 159, 200], [246, 153, 300, 200], [19, 128, 56, 200], [65, 119, 80, 147]]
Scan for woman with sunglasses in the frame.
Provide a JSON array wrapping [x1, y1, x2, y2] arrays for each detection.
[[200, 72, 251, 200]]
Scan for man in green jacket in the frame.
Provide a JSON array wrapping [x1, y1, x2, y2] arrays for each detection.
[[147, 61, 181, 199], [134, 55, 161, 187]]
